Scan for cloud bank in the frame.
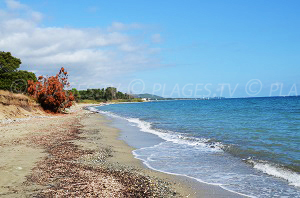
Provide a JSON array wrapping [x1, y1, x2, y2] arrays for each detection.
[[0, 0, 162, 89]]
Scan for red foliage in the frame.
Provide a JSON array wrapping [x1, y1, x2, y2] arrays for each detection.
[[27, 67, 75, 113]]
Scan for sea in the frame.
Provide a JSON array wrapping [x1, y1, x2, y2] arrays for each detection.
[[90, 97, 300, 197]]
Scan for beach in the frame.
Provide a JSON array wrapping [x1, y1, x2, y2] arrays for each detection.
[[0, 104, 245, 197], [0, 0, 298, 196], [96, 99, 300, 197]]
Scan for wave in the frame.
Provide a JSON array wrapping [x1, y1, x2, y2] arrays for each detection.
[[88, 106, 300, 189], [247, 160, 300, 187], [91, 107, 224, 153], [132, 148, 254, 198]]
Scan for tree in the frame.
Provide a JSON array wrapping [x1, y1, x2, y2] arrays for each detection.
[[77, 87, 133, 101], [86, 89, 94, 100], [0, 51, 21, 74], [27, 67, 75, 113], [70, 88, 80, 102], [0, 70, 37, 92], [116, 91, 124, 99], [0, 52, 36, 92], [105, 87, 117, 100]]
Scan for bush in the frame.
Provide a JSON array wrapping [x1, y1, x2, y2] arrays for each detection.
[[0, 70, 37, 92], [27, 67, 75, 113]]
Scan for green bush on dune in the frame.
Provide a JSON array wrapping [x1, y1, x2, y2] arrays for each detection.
[[0, 51, 37, 92]]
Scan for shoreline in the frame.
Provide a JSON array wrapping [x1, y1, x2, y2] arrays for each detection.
[[90, 107, 247, 198], [0, 104, 245, 197], [93, 100, 300, 197]]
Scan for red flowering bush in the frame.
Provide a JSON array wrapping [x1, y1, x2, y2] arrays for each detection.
[[27, 67, 75, 113]]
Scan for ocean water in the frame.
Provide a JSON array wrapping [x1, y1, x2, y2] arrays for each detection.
[[93, 97, 300, 197]]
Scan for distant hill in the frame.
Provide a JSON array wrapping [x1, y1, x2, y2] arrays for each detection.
[[134, 93, 164, 99]]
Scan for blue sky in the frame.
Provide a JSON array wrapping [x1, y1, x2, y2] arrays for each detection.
[[0, 0, 299, 98]]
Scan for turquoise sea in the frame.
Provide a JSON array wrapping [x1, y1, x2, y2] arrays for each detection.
[[92, 97, 300, 197]]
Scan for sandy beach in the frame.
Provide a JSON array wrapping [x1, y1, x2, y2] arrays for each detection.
[[0, 104, 245, 197]]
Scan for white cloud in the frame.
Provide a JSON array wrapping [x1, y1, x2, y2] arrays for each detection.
[[108, 22, 144, 32], [0, 1, 163, 90], [31, 11, 43, 22], [87, 6, 99, 13], [5, 0, 28, 10], [151, 33, 162, 43]]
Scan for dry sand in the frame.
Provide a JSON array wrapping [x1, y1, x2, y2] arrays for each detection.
[[0, 104, 246, 197]]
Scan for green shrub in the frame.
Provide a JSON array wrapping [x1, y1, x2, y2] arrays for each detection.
[[0, 70, 37, 93]]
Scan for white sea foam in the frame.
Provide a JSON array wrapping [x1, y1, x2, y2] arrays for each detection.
[[96, 109, 223, 152], [248, 160, 300, 187], [86, 106, 98, 112], [86, 103, 111, 111], [128, 118, 224, 152], [90, 108, 300, 188], [88, 106, 300, 197], [132, 147, 254, 198]]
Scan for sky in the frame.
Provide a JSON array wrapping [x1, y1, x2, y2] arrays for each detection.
[[0, 0, 299, 98]]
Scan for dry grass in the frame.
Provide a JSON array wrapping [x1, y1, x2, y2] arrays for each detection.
[[0, 90, 32, 105], [0, 90, 46, 120]]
